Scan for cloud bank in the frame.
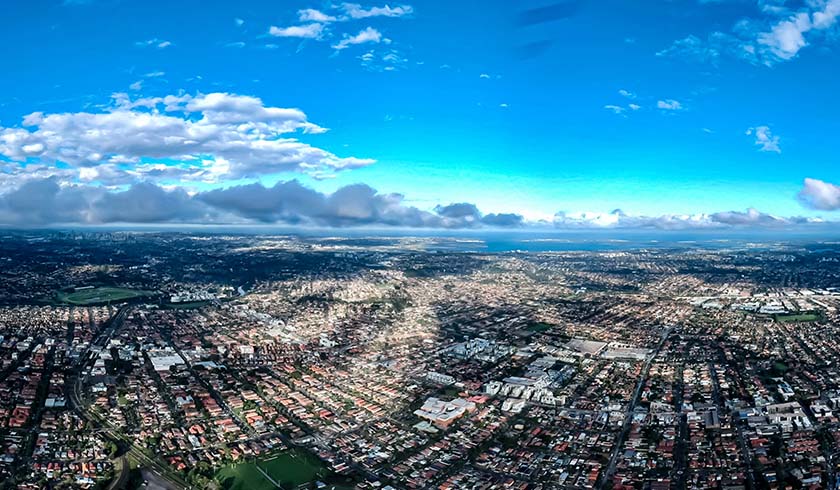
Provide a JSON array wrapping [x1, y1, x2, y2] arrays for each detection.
[[0, 178, 527, 228], [0, 178, 827, 230]]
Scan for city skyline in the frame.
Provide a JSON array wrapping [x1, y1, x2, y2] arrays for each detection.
[[2, 0, 840, 228]]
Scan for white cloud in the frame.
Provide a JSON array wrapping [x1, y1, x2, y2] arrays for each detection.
[[757, 1, 840, 61], [553, 208, 804, 229], [129, 80, 143, 91], [603, 105, 625, 114], [657, 99, 683, 110], [657, 34, 725, 63], [332, 27, 382, 50], [21, 143, 45, 154], [340, 3, 413, 19], [0, 92, 374, 183], [0, 178, 526, 227], [144, 71, 166, 78], [135, 38, 173, 49], [746, 125, 781, 153], [298, 8, 337, 22], [269, 23, 325, 39], [798, 178, 840, 210], [234, 18, 245, 26], [814, 0, 840, 29], [661, 0, 840, 66], [479, 73, 490, 79], [628, 103, 641, 111], [618, 89, 635, 99], [360, 49, 408, 71], [0, 172, 827, 228], [759, 12, 811, 60]]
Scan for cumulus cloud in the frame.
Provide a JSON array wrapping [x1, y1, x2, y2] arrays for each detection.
[[709, 208, 788, 226], [659, 0, 840, 66], [91, 183, 208, 223], [603, 105, 625, 115], [759, 12, 812, 60], [553, 208, 809, 230], [481, 213, 525, 227], [269, 4, 412, 48], [0, 178, 526, 228], [332, 27, 383, 50], [200, 187, 524, 228], [435, 202, 481, 220], [746, 125, 781, 153], [0, 178, 95, 225], [269, 23, 325, 39], [340, 3, 413, 19], [757, 1, 840, 61], [295, 3, 412, 23], [657, 99, 683, 110], [298, 8, 337, 23], [0, 91, 374, 182], [0, 177, 826, 229], [798, 178, 840, 210], [433, 203, 526, 228]]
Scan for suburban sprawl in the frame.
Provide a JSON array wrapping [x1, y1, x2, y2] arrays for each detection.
[[2, 231, 840, 490]]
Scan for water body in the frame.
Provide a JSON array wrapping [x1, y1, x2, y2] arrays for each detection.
[[9, 225, 840, 253]]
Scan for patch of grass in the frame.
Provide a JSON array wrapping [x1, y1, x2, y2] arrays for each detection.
[[216, 462, 272, 490], [526, 322, 554, 333], [162, 300, 210, 310], [775, 313, 820, 323], [56, 287, 156, 306], [217, 449, 351, 490], [772, 361, 789, 375]]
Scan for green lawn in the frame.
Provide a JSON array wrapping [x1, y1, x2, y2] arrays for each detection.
[[56, 287, 156, 305], [776, 313, 819, 323], [162, 300, 211, 310], [216, 462, 271, 490], [772, 361, 789, 374], [216, 449, 351, 490], [526, 322, 554, 333]]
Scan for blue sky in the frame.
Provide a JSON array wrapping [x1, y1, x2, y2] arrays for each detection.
[[1, 0, 840, 228]]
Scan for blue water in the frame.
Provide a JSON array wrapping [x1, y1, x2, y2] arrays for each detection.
[[18, 225, 840, 252]]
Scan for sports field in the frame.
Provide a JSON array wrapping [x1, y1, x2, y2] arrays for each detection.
[[56, 287, 156, 305], [216, 449, 350, 490], [776, 313, 820, 323]]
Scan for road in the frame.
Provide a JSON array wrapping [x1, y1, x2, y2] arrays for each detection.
[[671, 369, 688, 490], [709, 355, 756, 490], [597, 326, 673, 490], [67, 305, 191, 490], [106, 456, 129, 490]]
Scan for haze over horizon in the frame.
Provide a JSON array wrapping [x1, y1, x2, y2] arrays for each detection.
[[2, 0, 840, 230]]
